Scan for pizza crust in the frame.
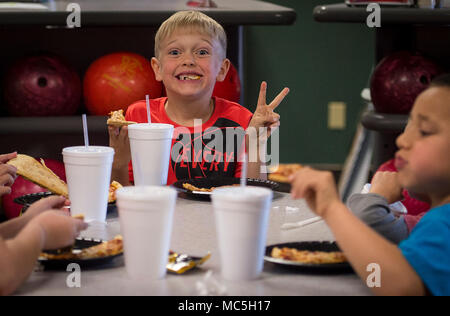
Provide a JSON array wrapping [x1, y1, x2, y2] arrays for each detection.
[[107, 110, 136, 127]]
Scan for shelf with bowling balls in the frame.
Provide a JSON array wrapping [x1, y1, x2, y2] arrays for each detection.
[[313, 3, 450, 132], [0, 51, 242, 127]]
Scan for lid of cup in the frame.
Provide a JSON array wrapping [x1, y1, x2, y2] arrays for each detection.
[[128, 123, 174, 140], [212, 186, 273, 201], [116, 186, 177, 201], [62, 146, 114, 157], [128, 123, 174, 131]]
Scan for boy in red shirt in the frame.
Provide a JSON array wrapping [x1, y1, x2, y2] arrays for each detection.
[[109, 11, 289, 185]]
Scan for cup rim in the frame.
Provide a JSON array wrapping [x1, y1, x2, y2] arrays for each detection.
[[62, 146, 114, 157], [116, 185, 177, 201], [128, 123, 174, 130], [212, 186, 273, 201]]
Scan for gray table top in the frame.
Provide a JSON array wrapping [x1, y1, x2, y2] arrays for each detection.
[[15, 192, 372, 296]]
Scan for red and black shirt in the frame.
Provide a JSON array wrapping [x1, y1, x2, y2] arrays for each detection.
[[125, 97, 253, 185]]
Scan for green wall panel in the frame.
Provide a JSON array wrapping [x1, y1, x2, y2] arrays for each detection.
[[243, 0, 375, 165]]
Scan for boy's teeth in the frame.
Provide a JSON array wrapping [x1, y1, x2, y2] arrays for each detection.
[[180, 75, 200, 80]]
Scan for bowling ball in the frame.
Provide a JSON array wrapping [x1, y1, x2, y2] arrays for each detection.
[[3, 54, 81, 116], [213, 62, 241, 103], [186, 1, 217, 8], [376, 159, 430, 216], [1, 158, 66, 219], [370, 51, 443, 114], [83, 52, 162, 115]]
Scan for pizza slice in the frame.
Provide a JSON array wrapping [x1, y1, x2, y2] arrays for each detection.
[[182, 183, 214, 192], [108, 181, 123, 203], [106, 109, 136, 127], [40, 235, 123, 260], [268, 163, 303, 183], [7, 154, 68, 197], [271, 247, 347, 264], [182, 183, 241, 193], [77, 235, 123, 259]]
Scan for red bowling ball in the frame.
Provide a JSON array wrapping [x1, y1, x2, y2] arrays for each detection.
[[370, 51, 443, 114], [4, 54, 81, 116], [83, 52, 162, 115]]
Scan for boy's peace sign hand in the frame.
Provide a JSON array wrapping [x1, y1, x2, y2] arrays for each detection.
[[248, 81, 289, 142]]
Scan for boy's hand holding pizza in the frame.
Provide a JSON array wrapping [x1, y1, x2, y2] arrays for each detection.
[[108, 125, 131, 169], [107, 110, 135, 184]]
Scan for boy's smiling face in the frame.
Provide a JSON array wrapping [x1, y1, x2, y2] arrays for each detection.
[[151, 29, 229, 101], [395, 87, 450, 203]]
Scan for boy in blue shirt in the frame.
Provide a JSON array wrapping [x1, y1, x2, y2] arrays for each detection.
[[290, 74, 450, 296]]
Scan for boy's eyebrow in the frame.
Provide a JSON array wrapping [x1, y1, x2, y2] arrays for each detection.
[[416, 114, 440, 128], [417, 114, 431, 122], [199, 38, 214, 46], [408, 113, 432, 125], [417, 114, 428, 120], [165, 37, 214, 48]]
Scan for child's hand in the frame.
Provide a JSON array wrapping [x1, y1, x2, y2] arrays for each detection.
[[22, 195, 70, 221], [108, 126, 131, 168], [31, 211, 88, 250], [289, 167, 342, 218], [247, 82, 289, 142], [0, 152, 18, 197], [370, 172, 403, 204]]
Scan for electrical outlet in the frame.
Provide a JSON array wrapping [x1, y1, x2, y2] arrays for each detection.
[[328, 102, 346, 130]]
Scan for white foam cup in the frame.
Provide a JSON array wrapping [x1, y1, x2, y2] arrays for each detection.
[[212, 186, 273, 281], [116, 186, 177, 280], [62, 146, 114, 223], [127, 123, 174, 186]]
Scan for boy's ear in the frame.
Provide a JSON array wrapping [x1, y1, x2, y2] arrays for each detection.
[[216, 58, 231, 82], [151, 57, 163, 82]]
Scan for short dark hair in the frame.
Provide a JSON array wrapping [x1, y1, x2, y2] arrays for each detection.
[[430, 73, 450, 88]]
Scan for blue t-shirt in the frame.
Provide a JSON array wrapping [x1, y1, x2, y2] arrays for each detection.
[[399, 203, 450, 296]]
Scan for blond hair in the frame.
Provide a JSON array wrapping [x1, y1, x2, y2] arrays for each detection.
[[154, 11, 227, 59]]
